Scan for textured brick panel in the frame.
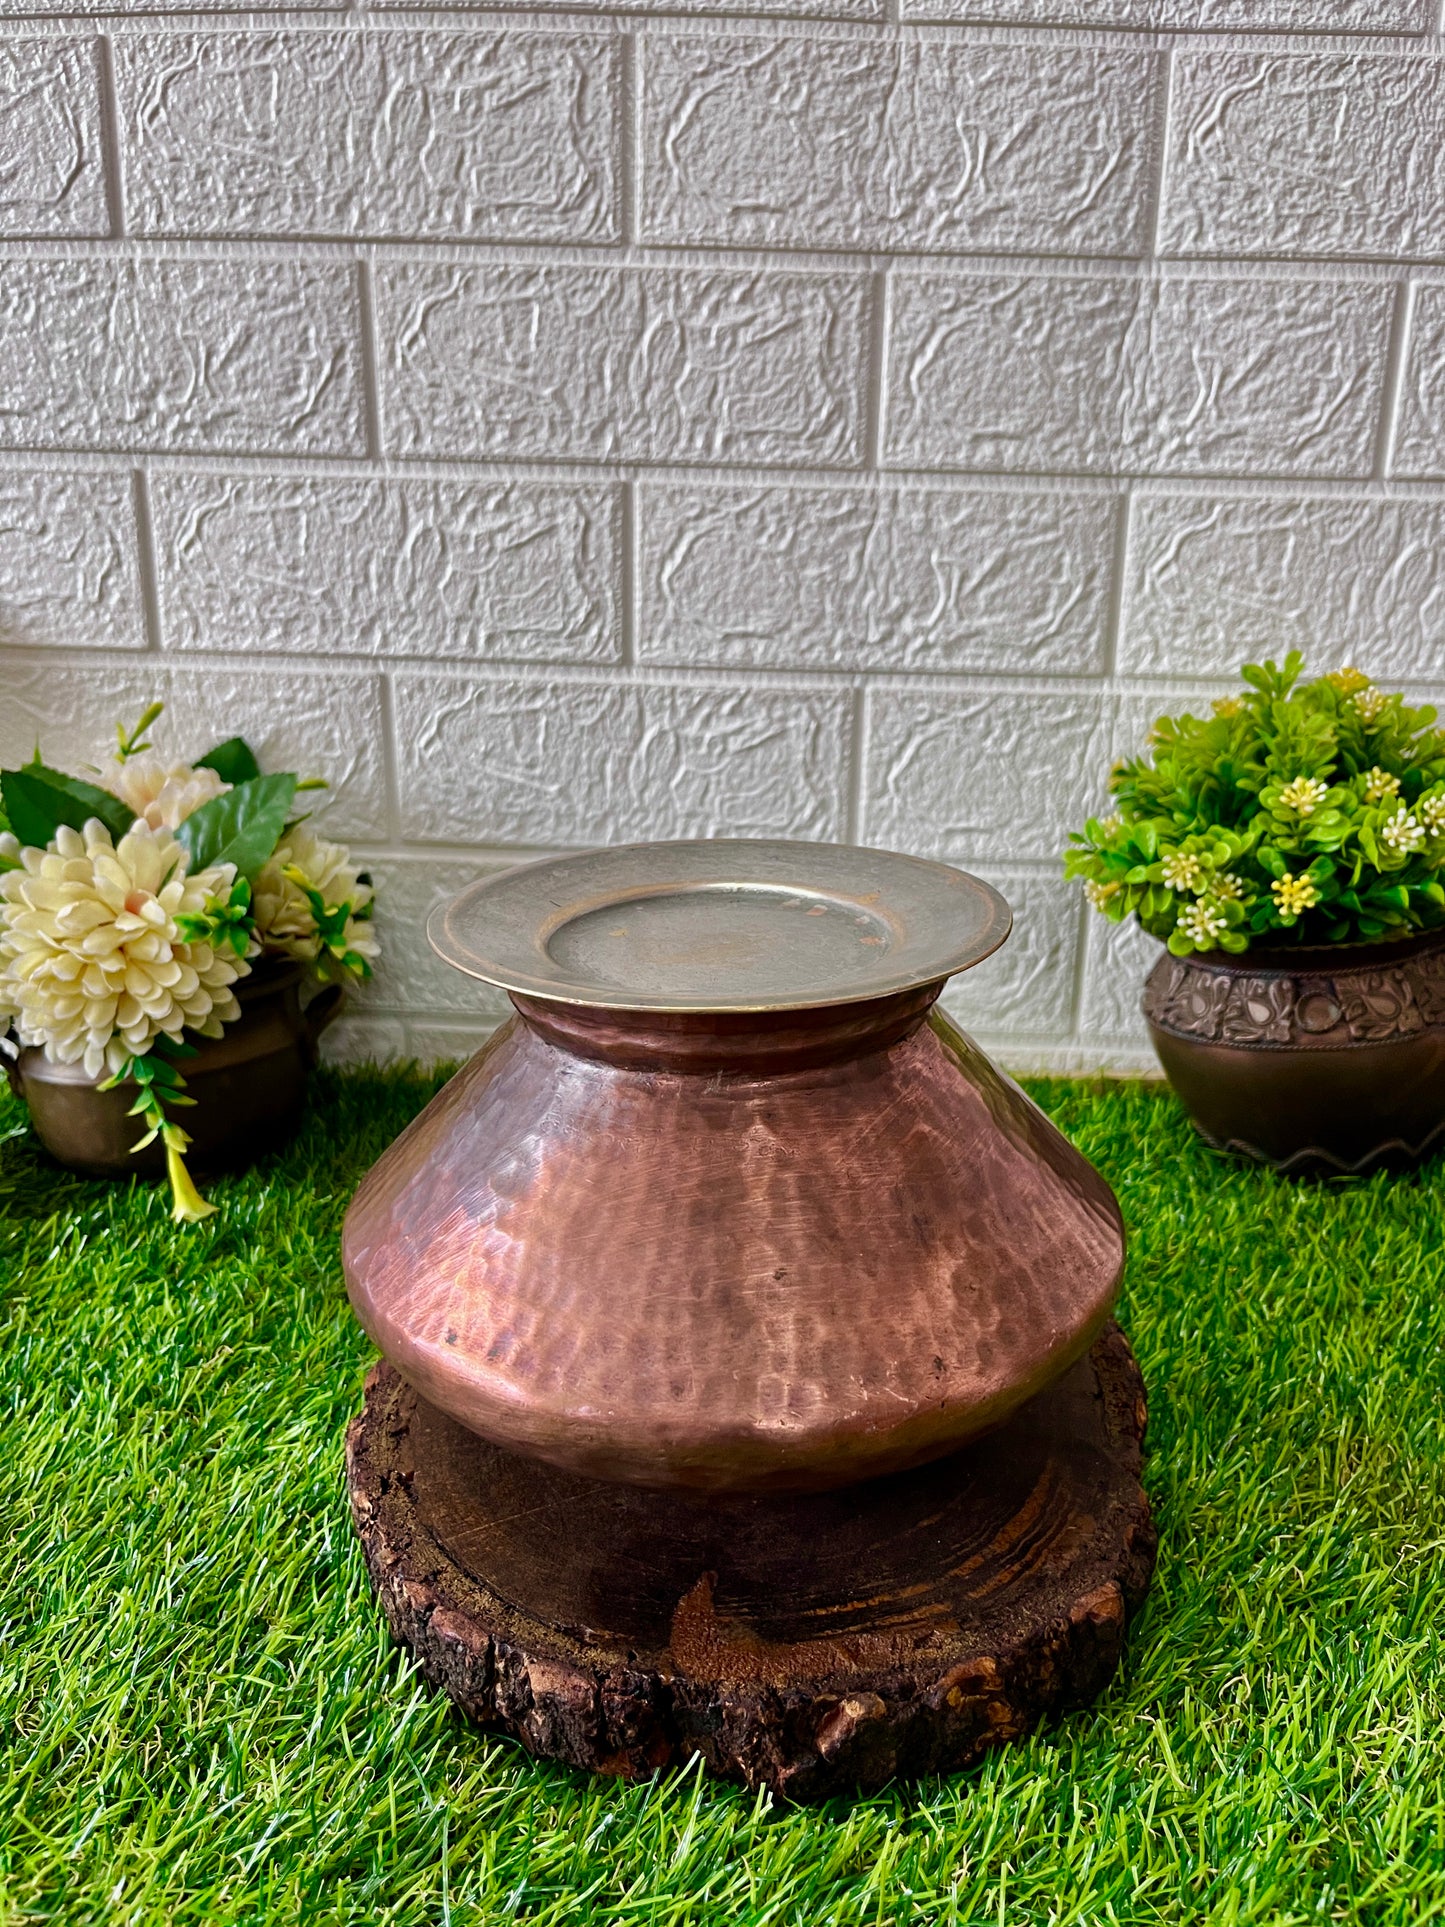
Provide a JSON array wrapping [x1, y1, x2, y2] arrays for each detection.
[[863, 687, 1115, 863], [903, 0, 1428, 25], [379, 263, 868, 468], [152, 475, 620, 662], [640, 35, 1155, 257], [118, 30, 619, 245], [0, 38, 106, 237], [939, 868, 1081, 1039], [1123, 492, 1445, 683], [1391, 284, 1445, 478], [392, 673, 853, 844], [0, 469, 144, 650], [885, 271, 1392, 479], [637, 482, 1116, 674], [0, 662, 389, 840], [360, 852, 518, 1016], [1164, 53, 1445, 263], [0, 258, 364, 457], [1077, 909, 1159, 1049], [321, 1014, 408, 1067], [404, 1019, 502, 1064]]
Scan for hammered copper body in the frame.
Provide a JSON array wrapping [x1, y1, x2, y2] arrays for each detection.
[[343, 972, 1125, 1493]]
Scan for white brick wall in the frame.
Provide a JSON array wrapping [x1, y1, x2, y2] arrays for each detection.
[[4, 12, 1445, 1072]]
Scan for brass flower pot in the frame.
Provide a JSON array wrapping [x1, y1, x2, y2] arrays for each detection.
[[342, 840, 1127, 1494], [1143, 928, 1445, 1173], [3, 959, 343, 1180]]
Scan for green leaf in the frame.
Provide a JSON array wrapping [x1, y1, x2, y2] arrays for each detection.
[[0, 765, 135, 848], [196, 736, 262, 787], [175, 773, 297, 880]]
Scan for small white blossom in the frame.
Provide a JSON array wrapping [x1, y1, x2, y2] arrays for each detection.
[[1381, 806, 1426, 856], [1353, 685, 1388, 723], [1278, 775, 1330, 817], [1161, 851, 1204, 893], [1212, 872, 1246, 901], [1177, 899, 1228, 948], [1084, 878, 1120, 910], [1419, 793, 1445, 835], [1363, 766, 1401, 804]]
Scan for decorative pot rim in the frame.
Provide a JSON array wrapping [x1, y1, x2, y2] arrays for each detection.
[[1152, 925, 1445, 977]]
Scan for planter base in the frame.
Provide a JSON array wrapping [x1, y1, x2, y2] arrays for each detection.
[[1191, 1115, 1445, 1176], [346, 1327, 1155, 1801]]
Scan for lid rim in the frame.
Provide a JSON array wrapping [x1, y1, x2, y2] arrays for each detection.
[[426, 838, 1012, 1015]]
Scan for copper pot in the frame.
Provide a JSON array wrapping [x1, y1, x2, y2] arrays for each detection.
[[343, 840, 1125, 1494], [1143, 927, 1445, 1173], [3, 958, 343, 1180]]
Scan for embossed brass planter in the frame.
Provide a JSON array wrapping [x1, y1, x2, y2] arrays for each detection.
[[343, 839, 1127, 1494], [1144, 929, 1445, 1173]]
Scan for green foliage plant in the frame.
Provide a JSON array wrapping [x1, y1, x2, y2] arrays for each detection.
[[1065, 655, 1445, 956]]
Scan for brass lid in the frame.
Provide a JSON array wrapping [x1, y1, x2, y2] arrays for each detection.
[[428, 838, 1011, 1013]]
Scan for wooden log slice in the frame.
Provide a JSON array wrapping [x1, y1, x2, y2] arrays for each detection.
[[346, 1325, 1156, 1801]]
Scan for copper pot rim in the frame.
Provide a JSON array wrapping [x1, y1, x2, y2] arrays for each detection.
[[427, 838, 1013, 1014]]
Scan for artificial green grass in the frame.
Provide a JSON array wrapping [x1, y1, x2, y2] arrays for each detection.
[[1, 1067, 1444, 1926]]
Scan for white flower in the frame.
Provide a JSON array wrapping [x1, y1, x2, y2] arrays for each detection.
[[1161, 851, 1204, 893], [1212, 872, 1246, 901], [1177, 899, 1228, 948], [1381, 806, 1426, 856], [103, 755, 228, 831], [1084, 878, 1120, 910], [252, 823, 377, 973], [1278, 775, 1330, 817], [1353, 685, 1388, 724], [1363, 766, 1401, 804], [0, 819, 246, 1078], [1421, 794, 1445, 835]]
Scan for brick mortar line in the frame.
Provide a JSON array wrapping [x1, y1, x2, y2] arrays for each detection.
[[0, 10, 1438, 55], [14, 447, 1445, 502], [1375, 279, 1418, 478], [130, 466, 164, 653], [0, 236, 1440, 285], [10, 639, 1445, 701]]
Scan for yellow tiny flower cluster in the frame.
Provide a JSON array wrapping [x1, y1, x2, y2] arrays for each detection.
[[1324, 666, 1371, 694], [1212, 695, 1245, 719], [1272, 874, 1319, 920]]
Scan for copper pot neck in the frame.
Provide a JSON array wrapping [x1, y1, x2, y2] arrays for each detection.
[[509, 982, 946, 1073]]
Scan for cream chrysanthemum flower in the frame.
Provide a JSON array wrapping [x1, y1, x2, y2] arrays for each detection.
[[252, 823, 377, 972], [103, 756, 229, 831], [0, 820, 247, 1077]]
